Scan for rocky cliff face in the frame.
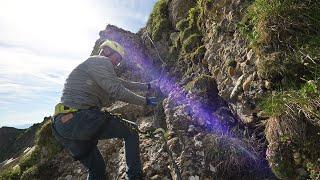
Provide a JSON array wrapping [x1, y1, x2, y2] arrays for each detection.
[[1, 0, 319, 179]]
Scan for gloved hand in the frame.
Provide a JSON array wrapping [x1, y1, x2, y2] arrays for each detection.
[[146, 96, 158, 106], [147, 79, 159, 90]]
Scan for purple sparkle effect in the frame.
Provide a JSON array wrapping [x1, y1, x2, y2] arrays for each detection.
[[100, 30, 261, 162]]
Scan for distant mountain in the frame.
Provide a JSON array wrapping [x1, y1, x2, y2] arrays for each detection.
[[0, 123, 40, 163], [13, 124, 34, 129]]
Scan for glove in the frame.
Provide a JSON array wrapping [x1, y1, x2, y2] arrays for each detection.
[[146, 96, 158, 106], [147, 79, 159, 90]]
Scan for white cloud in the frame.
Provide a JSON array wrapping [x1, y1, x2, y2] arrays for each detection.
[[0, 46, 79, 100], [0, 0, 105, 56], [0, 0, 156, 57], [0, 0, 157, 127], [0, 46, 79, 126]]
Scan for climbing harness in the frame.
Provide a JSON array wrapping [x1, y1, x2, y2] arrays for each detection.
[[54, 103, 78, 116]]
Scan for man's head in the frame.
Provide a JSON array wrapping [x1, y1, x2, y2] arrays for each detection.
[[99, 40, 125, 66]]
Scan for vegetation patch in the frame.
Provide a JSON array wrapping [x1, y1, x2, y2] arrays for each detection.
[[0, 119, 62, 179], [35, 120, 62, 160], [0, 165, 20, 180], [266, 115, 320, 179], [262, 80, 320, 179], [259, 80, 320, 118], [19, 147, 40, 173], [148, 0, 172, 41], [188, 6, 202, 30], [239, 0, 320, 86]]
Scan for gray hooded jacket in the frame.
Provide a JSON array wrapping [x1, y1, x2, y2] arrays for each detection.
[[61, 56, 147, 109]]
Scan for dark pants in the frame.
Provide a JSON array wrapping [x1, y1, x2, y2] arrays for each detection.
[[52, 109, 142, 180]]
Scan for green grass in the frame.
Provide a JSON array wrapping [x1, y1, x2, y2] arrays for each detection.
[[240, 0, 320, 47], [264, 78, 320, 179], [20, 165, 39, 180], [239, 0, 320, 86], [259, 80, 320, 117]]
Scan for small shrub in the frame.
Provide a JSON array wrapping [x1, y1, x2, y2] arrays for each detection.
[[262, 77, 320, 179], [203, 134, 261, 179]]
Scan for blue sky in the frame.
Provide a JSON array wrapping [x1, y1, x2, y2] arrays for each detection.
[[0, 0, 157, 128]]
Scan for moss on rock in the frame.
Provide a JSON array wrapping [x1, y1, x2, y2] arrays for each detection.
[[187, 6, 201, 30], [185, 75, 218, 98], [35, 120, 62, 160], [170, 32, 181, 50], [179, 27, 196, 42], [148, 0, 172, 41], [152, 18, 172, 41]]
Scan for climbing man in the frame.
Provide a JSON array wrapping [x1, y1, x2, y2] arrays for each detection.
[[52, 39, 158, 180]]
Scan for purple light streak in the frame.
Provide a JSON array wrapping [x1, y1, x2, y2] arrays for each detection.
[[100, 30, 260, 161]]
